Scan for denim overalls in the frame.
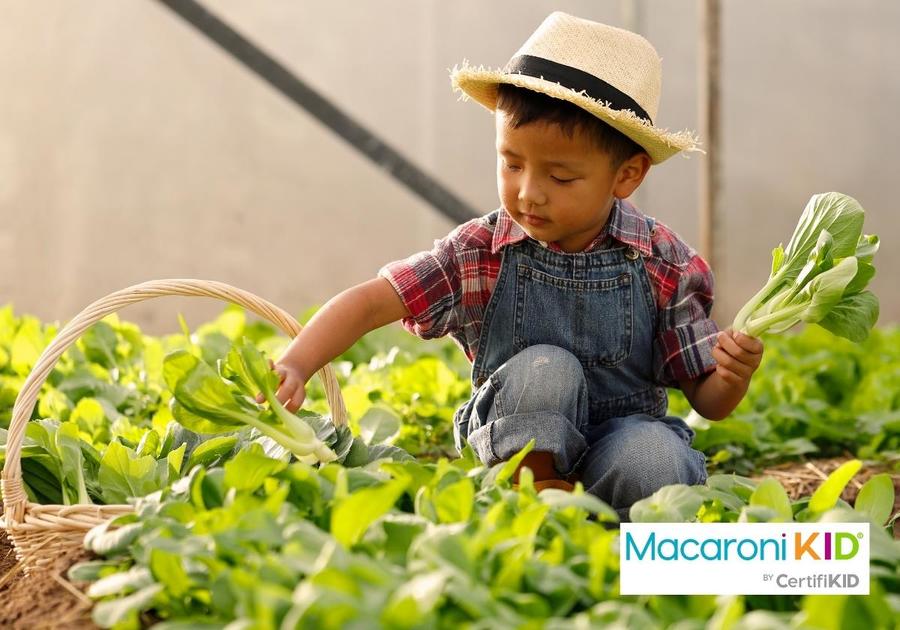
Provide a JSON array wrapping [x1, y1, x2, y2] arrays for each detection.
[[453, 209, 708, 518]]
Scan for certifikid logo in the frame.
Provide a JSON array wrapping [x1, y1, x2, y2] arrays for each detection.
[[620, 523, 869, 595]]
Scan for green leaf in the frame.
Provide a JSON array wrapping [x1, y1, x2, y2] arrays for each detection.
[[539, 490, 620, 522], [21, 457, 63, 504], [799, 594, 848, 630], [749, 478, 793, 521], [87, 566, 153, 598], [92, 583, 163, 628], [10, 317, 45, 375], [381, 570, 448, 628], [223, 445, 287, 493], [38, 387, 73, 424], [341, 438, 370, 468], [149, 548, 190, 598], [358, 406, 401, 445], [380, 460, 435, 497], [67, 560, 122, 583], [629, 485, 705, 522], [0, 305, 15, 346], [817, 291, 879, 342], [136, 429, 161, 458], [192, 467, 226, 510], [808, 459, 862, 514], [56, 421, 91, 505], [496, 440, 535, 484], [855, 233, 879, 262], [99, 441, 160, 504], [783, 193, 864, 279], [586, 601, 662, 628], [738, 505, 783, 523], [164, 350, 249, 433], [70, 398, 107, 438], [167, 443, 187, 479], [197, 305, 246, 341], [853, 473, 894, 526], [707, 595, 746, 630], [433, 478, 474, 523], [81, 321, 119, 371], [792, 229, 835, 291], [798, 256, 858, 323], [844, 258, 876, 296], [223, 344, 262, 399], [169, 400, 235, 437], [366, 444, 415, 463], [235, 339, 279, 400], [770, 244, 785, 276], [331, 479, 407, 546], [85, 519, 143, 556], [376, 514, 429, 565], [186, 435, 239, 469]]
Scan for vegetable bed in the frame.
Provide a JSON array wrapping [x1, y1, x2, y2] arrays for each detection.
[[1, 302, 898, 629]]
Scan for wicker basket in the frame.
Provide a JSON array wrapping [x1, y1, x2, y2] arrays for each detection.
[[1, 279, 347, 572]]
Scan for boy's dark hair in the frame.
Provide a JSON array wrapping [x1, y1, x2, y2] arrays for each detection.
[[496, 83, 646, 170]]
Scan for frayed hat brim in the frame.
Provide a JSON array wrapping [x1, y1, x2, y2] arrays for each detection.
[[451, 62, 702, 164]]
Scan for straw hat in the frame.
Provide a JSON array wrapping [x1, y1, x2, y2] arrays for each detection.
[[451, 12, 700, 164]]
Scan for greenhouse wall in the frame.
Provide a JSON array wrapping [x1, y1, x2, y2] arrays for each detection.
[[1, 0, 896, 332]]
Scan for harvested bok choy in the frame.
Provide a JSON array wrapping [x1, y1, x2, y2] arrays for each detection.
[[732, 192, 879, 341], [163, 339, 339, 463]]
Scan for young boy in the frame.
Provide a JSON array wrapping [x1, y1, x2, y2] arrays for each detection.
[[266, 12, 764, 520]]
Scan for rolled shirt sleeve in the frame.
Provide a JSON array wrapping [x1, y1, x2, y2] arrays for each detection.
[[654, 253, 720, 387], [378, 235, 462, 340]]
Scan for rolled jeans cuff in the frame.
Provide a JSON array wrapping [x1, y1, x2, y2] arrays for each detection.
[[465, 411, 587, 477]]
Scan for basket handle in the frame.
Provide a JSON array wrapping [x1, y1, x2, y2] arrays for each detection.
[[2, 278, 347, 523]]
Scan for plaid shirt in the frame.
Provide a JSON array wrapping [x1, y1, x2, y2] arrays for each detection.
[[379, 199, 719, 387]]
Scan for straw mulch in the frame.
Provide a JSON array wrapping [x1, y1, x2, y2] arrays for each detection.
[[751, 454, 900, 538]]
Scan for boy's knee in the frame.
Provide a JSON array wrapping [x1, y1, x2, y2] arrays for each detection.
[[615, 422, 703, 483], [581, 418, 707, 510], [495, 344, 587, 415], [506, 344, 584, 384]]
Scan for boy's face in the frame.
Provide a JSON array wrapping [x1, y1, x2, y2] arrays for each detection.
[[495, 110, 648, 253]]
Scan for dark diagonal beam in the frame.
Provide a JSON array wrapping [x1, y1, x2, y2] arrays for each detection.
[[155, 0, 478, 223]]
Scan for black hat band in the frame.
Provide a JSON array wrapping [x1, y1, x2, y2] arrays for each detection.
[[504, 55, 653, 125]]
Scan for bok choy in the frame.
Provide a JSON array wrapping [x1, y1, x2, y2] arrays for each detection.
[[732, 192, 879, 341], [163, 340, 338, 463]]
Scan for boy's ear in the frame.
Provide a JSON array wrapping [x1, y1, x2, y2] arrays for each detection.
[[612, 152, 652, 199]]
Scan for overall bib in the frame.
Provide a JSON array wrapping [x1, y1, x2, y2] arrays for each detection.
[[453, 215, 707, 515]]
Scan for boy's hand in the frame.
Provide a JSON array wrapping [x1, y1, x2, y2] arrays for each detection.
[[712, 328, 764, 386], [255, 360, 307, 413]]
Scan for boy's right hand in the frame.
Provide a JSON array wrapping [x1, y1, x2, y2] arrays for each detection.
[[254, 360, 307, 413]]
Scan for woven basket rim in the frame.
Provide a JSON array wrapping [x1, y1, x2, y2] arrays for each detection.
[[2, 278, 348, 564]]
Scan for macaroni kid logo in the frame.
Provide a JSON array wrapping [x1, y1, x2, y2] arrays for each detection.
[[620, 523, 870, 595]]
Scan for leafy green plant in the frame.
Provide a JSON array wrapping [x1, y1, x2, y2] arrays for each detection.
[[674, 325, 900, 474], [163, 341, 340, 463], [0, 419, 193, 506], [732, 192, 879, 340], [69, 447, 899, 629]]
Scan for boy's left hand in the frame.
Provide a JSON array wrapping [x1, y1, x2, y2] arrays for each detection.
[[712, 328, 764, 386]]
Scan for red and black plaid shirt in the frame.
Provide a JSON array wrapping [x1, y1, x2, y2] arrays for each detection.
[[379, 200, 719, 387]]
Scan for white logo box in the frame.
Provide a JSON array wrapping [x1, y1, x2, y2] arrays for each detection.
[[620, 523, 870, 595]]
